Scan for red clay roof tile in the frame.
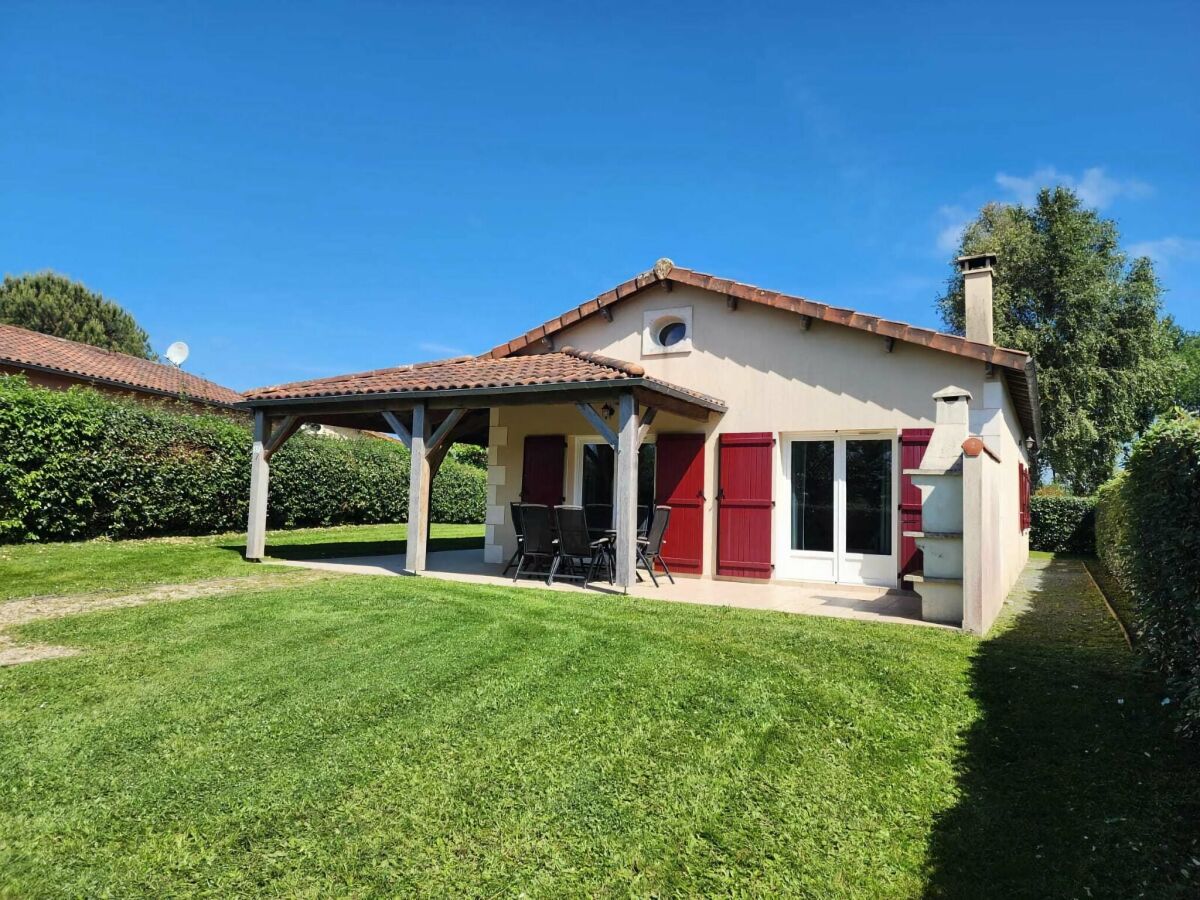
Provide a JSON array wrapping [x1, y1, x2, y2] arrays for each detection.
[[242, 346, 723, 410], [0, 324, 242, 407], [484, 262, 1033, 372]]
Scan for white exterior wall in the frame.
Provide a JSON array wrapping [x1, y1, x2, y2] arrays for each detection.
[[489, 281, 1033, 595], [971, 373, 1032, 599]]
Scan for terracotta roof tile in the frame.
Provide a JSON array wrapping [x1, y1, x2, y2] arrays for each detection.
[[242, 347, 724, 411], [485, 262, 1033, 372], [0, 324, 242, 407], [477, 260, 1041, 444]]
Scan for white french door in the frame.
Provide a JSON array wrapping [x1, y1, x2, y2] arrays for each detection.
[[776, 432, 898, 586]]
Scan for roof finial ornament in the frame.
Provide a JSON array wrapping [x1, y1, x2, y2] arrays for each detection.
[[653, 257, 674, 280]]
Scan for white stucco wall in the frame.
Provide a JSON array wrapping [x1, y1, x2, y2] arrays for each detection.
[[487, 281, 1033, 592], [971, 375, 1032, 599]]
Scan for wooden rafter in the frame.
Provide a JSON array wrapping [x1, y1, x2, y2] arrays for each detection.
[[428, 408, 467, 453], [264, 415, 302, 460], [574, 401, 617, 448], [381, 410, 413, 449], [637, 406, 658, 445]]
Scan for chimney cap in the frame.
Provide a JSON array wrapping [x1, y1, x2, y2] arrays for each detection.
[[933, 385, 973, 402], [957, 252, 997, 273]]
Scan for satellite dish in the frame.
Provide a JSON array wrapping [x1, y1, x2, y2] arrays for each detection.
[[165, 341, 190, 367]]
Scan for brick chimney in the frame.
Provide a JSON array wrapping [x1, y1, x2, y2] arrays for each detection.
[[957, 253, 997, 345]]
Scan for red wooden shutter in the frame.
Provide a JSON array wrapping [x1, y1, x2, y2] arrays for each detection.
[[1018, 463, 1031, 532], [655, 433, 706, 574], [717, 433, 774, 579], [521, 435, 566, 505], [899, 428, 934, 587]]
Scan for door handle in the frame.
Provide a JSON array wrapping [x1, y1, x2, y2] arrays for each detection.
[[716, 488, 725, 501]]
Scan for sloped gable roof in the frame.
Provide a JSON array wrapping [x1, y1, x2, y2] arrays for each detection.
[[242, 346, 725, 412], [0, 324, 243, 408], [486, 260, 1041, 445]]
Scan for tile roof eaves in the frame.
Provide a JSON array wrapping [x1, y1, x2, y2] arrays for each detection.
[[5, 357, 241, 408], [241, 376, 639, 405]]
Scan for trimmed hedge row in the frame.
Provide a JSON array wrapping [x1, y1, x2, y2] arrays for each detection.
[[1096, 412, 1200, 737], [1029, 495, 1096, 554], [0, 376, 484, 543]]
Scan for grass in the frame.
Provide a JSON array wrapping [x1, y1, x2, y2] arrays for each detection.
[[1084, 556, 1139, 643], [0, 523, 483, 601], [0, 538, 1197, 896], [923, 558, 1198, 897]]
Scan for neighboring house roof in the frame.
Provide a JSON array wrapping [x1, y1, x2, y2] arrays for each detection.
[[242, 346, 726, 413], [485, 260, 1042, 446], [0, 323, 243, 408]]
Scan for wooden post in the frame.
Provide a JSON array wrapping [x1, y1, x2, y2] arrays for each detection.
[[404, 402, 430, 575], [613, 391, 639, 590], [246, 410, 270, 561]]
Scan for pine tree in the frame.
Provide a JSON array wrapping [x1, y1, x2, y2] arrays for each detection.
[[0, 272, 154, 359]]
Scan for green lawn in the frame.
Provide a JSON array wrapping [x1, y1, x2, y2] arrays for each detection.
[[0, 539, 1197, 897], [1084, 556, 1139, 644], [0, 523, 483, 601]]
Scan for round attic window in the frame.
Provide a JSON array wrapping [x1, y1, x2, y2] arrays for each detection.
[[657, 320, 687, 347]]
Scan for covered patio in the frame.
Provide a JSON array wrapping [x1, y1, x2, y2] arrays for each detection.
[[274, 547, 934, 627], [239, 348, 725, 592]]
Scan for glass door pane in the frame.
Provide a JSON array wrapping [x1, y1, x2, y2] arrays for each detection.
[[790, 440, 834, 552], [844, 439, 892, 555], [582, 443, 656, 508], [582, 444, 615, 507]]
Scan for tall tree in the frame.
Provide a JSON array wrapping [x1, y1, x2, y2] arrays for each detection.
[[937, 188, 1178, 493], [0, 272, 154, 359], [1171, 331, 1200, 412]]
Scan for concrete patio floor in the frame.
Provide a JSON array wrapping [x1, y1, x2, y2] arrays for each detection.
[[278, 549, 945, 629]]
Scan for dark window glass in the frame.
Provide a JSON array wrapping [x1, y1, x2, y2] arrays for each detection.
[[845, 439, 892, 555], [582, 444, 614, 508], [791, 440, 834, 552], [658, 321, 687, 347], [637, 443, 656, 508], [582, 443, 656, 510]]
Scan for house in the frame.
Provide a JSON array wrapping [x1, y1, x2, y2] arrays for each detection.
[[240, 256, 1040, 633], [0, 323, 242, 412]]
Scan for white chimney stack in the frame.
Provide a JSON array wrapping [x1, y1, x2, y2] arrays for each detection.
[[958, 253, 997, 345]]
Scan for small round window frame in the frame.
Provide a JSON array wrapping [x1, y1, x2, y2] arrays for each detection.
[[641, 306, 693, 357], [656, 319, 687, 347]]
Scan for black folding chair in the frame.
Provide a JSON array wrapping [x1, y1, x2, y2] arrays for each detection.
[[636, 504, 652, 536], [513, 504, 556, 582], [550, 506, 612, 586], [585, 503, 613, 542], [637, 505, 674, 587], [502, 501, 525, 575]]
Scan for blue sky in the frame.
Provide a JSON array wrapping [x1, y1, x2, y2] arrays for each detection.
[[2, 0, 1197, 390]]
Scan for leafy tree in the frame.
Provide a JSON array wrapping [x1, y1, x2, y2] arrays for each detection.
[[448, 443, 487, 469], [0, 272, 154, 359], [1172, 331, 1200, 412], [938, 188, 1179, 494]]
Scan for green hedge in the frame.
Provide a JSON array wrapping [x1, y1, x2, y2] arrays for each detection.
[[1029, 495, 1096, 554], [1096, 412, 1200, 737], [0, 376, 484, 543]]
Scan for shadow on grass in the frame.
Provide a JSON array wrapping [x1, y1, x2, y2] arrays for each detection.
[[218, 535, 484, 561], [923, 560, 1200, 898]]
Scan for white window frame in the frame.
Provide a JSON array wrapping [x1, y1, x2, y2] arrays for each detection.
[[571, 434, 657, 511], [775, 430, 899, 587], [641, 306, 693, 357]]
